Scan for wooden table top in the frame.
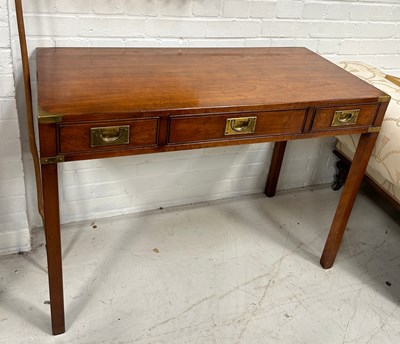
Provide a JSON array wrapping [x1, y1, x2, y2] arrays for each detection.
[[37, 47, 386, 117]]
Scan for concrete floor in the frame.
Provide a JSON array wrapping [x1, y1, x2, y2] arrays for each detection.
[[1, 186, 400, 344]]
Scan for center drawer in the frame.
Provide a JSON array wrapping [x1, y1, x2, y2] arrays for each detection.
[[168, 109, 307, 144]]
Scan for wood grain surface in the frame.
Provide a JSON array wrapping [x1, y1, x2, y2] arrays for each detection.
[[37, 47, 387, 117]]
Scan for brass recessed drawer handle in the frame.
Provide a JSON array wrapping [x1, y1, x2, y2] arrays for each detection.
[[331, 109, 360, 126], [225, 116, 257, 135], [90, 125, 130, 147]]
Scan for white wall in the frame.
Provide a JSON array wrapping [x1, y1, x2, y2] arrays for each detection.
[[2, 0, 400, 253], [0, 0, 30, 254]]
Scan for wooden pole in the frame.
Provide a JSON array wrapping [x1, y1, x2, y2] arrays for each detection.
[[14, 0, 44, 219]]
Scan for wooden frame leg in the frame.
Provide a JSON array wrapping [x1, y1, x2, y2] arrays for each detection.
[[265, 141, 287, 197], [320, 132, 379, 269], [41, 164, 65, 335]]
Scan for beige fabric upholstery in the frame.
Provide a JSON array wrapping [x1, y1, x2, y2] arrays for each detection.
[[336, 61, 400, 204]]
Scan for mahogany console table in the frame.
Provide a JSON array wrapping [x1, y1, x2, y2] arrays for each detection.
[[34, 47, 389, 335]]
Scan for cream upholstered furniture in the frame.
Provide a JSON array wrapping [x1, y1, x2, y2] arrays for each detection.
[[336, 61, 400, 206]]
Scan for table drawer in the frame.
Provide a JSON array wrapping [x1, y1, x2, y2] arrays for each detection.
[[59, 118, 159, 154], [168, 109, 306, 144], [310, 104, 379, 132]]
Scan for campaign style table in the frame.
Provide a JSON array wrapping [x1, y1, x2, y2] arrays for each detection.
[[36, 47, 390, 334]]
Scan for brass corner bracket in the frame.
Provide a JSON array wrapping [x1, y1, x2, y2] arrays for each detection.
[[378, 94, 391, 103], [38, 108, 63, 124], [40, 155, 64, 165]]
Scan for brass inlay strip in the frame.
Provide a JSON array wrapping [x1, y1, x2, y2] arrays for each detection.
[[40, 155, 65, 165], [368, 126, 381, 133], [38, 108, 63, 124]]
